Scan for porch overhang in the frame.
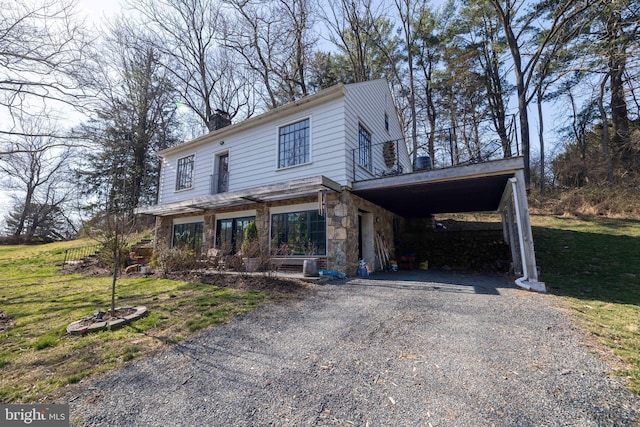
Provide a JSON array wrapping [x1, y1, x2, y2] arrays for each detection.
[[135, 175, 342, 217]]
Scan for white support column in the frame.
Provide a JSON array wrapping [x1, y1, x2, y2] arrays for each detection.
[[499, 178, 521, 275], [510, 171, 546, 292]]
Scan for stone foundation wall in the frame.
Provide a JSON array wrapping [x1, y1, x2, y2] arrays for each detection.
[[327, 191, 401, 276]]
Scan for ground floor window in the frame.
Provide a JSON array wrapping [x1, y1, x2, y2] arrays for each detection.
[[216, 216, 255, 254], [173, 222, 204, 252], [271, 210, 326, 255]]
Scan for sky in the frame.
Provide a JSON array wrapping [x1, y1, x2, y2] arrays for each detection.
[[77, 0, 123, 23]]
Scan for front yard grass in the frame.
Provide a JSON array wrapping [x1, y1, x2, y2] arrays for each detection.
[[2, 215, 639, 402], [532, 215, 640, 396], [0, 240, 271, 403]]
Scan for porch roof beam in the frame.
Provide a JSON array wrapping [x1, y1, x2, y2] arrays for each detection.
[[136, 175, 342, 217]]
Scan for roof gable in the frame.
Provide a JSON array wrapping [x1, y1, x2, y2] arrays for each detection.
[[159, 79, 394, 157]]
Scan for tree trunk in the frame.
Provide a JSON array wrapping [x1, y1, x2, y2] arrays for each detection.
[[598, 73, 614, 184], [607, 7, 630, 166], [610, 53, 630, 160], [537, 87, 545, 195], [489, 0, 532, 185], [111, 235, 119, 317], [13, 186, 35, 238]]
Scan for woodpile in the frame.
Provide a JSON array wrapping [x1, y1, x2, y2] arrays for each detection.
[[399, 228, 511, 273]]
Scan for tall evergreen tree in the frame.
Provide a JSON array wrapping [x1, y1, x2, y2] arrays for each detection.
[[80, 30, 179, 214]]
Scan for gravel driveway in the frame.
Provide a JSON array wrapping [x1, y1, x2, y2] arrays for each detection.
[[69, 271, 640, 426]]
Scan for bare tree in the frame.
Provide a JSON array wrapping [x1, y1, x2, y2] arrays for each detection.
[[79, 19, 181, 213], [82, 172, 138, 317], [0, 119, 74, 241], [127, 0, 254, 130], [392, 0, 427, 163], [222, 0, 316, 109], [487, 0, 595, 185], [319, 0, 398, 83], [413, 3, 450, 165], [0, 0, 94, 143], [458, 1, 513, 159]]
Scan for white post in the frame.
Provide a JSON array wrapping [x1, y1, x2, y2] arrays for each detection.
[[510, 172, 546, 292]]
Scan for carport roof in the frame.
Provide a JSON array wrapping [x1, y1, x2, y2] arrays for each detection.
[[351, 157, 524, 217]]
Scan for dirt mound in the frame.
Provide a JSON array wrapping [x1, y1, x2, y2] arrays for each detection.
[[0, 311, 14, 333]]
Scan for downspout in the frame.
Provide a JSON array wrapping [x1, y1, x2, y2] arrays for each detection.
[[510, 177, 531, 291]]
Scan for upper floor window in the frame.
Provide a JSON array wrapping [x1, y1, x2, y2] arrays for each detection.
[[385, 113, 389, 132], [358, 124, 372, 170], [278, 118, 309, 168], [176, 155, 194, 191]]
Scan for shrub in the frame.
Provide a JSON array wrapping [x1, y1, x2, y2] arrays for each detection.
[[150, 244, 198, 277], [240, 221, 260, 258]]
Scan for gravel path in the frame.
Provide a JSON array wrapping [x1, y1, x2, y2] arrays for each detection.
[[69, 271, 640, 426]]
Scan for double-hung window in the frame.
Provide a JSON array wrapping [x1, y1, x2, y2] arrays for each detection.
[[176, 155, 194, 191], [278, 118, 310, 168], [358, 124, 372, 171]]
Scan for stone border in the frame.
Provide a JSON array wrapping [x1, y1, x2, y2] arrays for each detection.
[[66, 306, 148, 336]]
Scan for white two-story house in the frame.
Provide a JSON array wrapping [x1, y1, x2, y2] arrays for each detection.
[[138, 79, 412, 275], [138, 78, 544, 291]]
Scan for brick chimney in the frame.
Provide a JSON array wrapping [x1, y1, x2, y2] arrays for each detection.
[[209, 109, 231, 131]]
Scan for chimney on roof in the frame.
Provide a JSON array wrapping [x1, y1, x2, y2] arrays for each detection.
[[209, 109, 231, 131]]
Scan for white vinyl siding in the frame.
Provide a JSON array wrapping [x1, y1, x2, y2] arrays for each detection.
[[344, 80, 407, 181], [157, 99, 347, 205]]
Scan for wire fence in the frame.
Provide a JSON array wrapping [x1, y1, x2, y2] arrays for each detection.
[[414, 115, 519, 169], [61, 243, 103, 269], [352, 115, 520, 182]]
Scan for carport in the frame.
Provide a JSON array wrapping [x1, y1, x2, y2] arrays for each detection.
[[351, 157, 545, 292]]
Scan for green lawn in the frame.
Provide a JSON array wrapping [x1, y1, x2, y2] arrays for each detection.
[[1, 216, 639, 402], [532, 215, 640, 395], [0, 240, 270, 403]]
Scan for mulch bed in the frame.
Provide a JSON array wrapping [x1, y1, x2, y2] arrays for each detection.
[[163, 271, 315, 299], [64, 259, 315, 299]]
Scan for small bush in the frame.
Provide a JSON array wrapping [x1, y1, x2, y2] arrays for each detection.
[[150, 244, 198, 277], [99, 247, 129, 270]]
